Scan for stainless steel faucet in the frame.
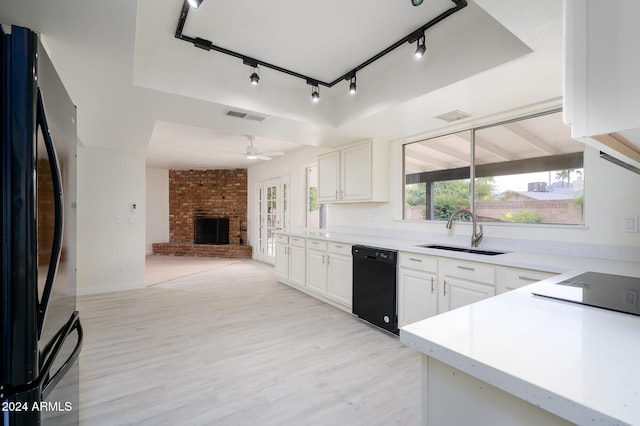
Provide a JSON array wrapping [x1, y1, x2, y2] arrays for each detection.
[[446, 208, 483, 247]]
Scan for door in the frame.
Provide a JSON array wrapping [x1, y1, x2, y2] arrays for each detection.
[[255, 176, 289, 265], [328, 254, 352, 306], [438, 278, 495, 314]]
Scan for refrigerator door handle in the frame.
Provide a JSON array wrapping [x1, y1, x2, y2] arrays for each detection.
[[35, 88, 65, 337], [41, 311, 83, 399], [0, 311, 82, 399]]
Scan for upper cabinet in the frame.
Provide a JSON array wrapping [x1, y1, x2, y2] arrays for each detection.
[[317, 139, 390, 203], [564, 0, 640, 168]]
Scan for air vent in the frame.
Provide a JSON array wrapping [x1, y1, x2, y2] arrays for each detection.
[[245, 114, 267, 122], [226, 110, 247, 119], [224, 110, 268, 122], [435, 110, 471, 123]]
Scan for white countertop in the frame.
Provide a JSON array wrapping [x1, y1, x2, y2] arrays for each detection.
[[279, 229, 640, 275], [400, 272, 640, 425]]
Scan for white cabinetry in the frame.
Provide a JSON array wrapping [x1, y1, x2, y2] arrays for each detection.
[[398, 252, 438, 327], [275, 235, 306, 288], [496, 267, 556, 294], [438, 258, 495, 314], [564, 0, 640, 166], [317, 139, 389, 203], [306, 239, 328, 295], [275, 235, 289, 280], [327, 242, 353, 307]]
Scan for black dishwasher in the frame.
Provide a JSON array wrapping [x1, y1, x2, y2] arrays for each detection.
[[352, 245, 398, 335]]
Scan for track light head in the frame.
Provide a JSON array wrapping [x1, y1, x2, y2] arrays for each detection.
[[311, 86, 320, 103], [349, 75, 357, 95], [412, 0, 424, 5], [414, 35, 426, 59], [187, 0, 204, 9], [250, 67, 260, 85]]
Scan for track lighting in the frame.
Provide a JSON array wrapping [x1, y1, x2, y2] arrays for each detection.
[[348, 75, 357, 95], [176, 0, 468, 102], [249, 67, 260, 85], [311, 85, 320, 103], [414, 34, 426, 59]]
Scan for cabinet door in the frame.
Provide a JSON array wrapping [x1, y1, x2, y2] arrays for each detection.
[[306, 249, 328, 295], [398, 269, 437, 327], [275, 243, 289, 280], [288, 246, 306, 287], [327, 254, 352, 307], [317, 151, 340, 202], [438, 278, 495, 314], [341, 142, 371, 201]]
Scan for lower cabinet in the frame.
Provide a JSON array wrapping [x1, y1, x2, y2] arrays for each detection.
[[438, 258, 496, 314], [327, 243, 352, 307], [438, 277, 496, 313], [398, 252, 438, 327], [277, 237, 557, 326], [306, 240, 328, 294], [275, 235, 306, 288], [288, 244, 306, 287]]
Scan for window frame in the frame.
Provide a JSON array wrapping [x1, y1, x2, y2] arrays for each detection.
[[402, 109, 586, 226]]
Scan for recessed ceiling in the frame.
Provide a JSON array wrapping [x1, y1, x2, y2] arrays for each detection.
[[0, 0, 564, 170]]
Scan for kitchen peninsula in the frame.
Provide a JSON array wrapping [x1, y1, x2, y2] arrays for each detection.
[[400, 267, 640, 426]]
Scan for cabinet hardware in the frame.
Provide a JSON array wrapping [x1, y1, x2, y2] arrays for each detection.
[[409, 258, 422, 263], [322, 255, 325, 264], [336, 190, 339, 200], [518, 275, 539, 282], [457, 265, 475, 271], [443, 280, 447, 296], [334, 245, 343, 248], [430, 277, 435, 293]]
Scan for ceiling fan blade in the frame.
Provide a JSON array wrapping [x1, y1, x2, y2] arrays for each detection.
[[261, 151, 285, 157], [257, 155, 272, 161]]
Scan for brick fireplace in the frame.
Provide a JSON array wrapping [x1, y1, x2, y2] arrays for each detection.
[[152, 169, 252, 258]]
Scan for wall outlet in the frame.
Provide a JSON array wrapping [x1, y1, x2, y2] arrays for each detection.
[[624, 215, 639, 233]]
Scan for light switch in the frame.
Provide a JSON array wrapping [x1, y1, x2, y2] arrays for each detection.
[[624, 215, 639, 233]]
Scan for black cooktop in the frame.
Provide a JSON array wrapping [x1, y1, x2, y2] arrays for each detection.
[[532, 271, 640, 316]]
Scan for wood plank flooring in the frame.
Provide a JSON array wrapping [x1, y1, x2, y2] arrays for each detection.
[[78, 260, 421, 425]]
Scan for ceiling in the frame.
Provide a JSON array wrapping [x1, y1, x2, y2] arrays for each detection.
[[0, 0, 564, 170]]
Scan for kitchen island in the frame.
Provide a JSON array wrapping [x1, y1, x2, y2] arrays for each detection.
[[400, 269, 640, 426]]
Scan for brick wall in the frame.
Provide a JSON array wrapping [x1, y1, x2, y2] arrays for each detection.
[[169, 169, 248, 245]]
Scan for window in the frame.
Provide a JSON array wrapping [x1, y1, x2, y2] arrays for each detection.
[[403, 110, 585, 225], [306, 165, 329, 229]]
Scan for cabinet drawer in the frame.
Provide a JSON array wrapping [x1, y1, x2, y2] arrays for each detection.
[[275, 235, 288, 245], [399, 252, 438, 273], [442, 259, 495, 285], [289, 236, 306, 248], [307, 239, 328, 251], [328, 242, 351, 256], [500, 267, 556, 291]]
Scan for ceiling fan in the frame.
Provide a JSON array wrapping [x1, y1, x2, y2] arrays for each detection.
[[243, 136, 284, 161]]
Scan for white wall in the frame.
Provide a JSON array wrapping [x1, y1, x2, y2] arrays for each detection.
[[240, 132, 639, 262], [327, 142, 640, 255], [145, 168, 169, 254], [247, 146, 331, 252], [77, 145, 146, 295]]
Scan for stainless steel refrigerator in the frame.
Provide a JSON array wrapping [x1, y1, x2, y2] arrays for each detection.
[[1, 24, 82, 425]]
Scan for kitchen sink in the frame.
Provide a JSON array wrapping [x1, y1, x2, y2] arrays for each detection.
[[416, 244, 505, 256]]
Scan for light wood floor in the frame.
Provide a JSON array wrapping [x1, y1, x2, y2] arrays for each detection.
[[78, 260, 421, 425]]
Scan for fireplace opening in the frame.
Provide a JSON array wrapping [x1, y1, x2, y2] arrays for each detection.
[[194, 218, 229, 245]]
